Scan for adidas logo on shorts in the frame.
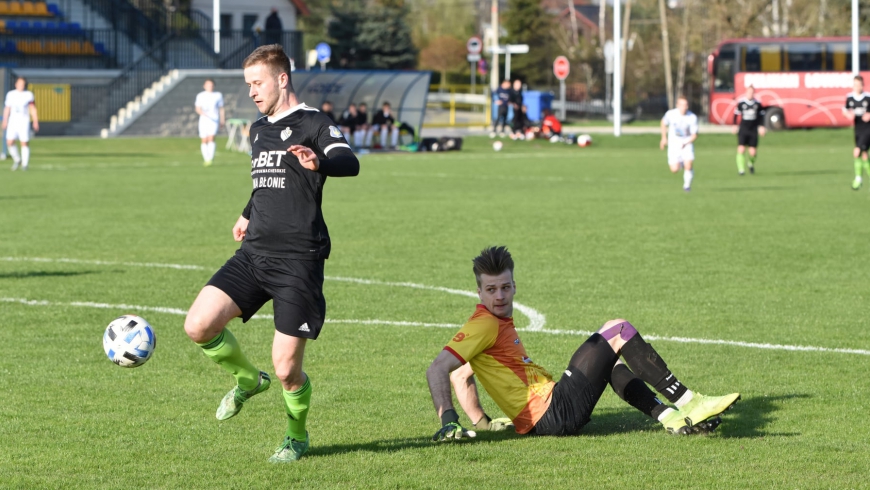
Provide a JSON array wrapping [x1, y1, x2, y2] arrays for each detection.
[[299, 323, 310, 333]]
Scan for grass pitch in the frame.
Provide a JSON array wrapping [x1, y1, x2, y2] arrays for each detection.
[[0, 130, 868, 489]]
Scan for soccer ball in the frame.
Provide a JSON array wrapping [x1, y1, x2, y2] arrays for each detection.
[[103, 315, 156, 367], [577, 134, 593, 147], [493, 141, 503, 151]]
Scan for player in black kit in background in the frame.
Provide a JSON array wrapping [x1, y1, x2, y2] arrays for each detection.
[[843, 75, 870, 190], [183, 44, 359, 463], [731, 85, 766, 176]]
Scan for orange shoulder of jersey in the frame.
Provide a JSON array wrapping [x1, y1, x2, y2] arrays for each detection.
[[443, 305, 555, 434]]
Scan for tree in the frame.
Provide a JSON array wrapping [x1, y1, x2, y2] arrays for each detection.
[[356, 3, 418, 69], [502, 0, 558, 87], [419, 35, 466, 87], [327, 0, 416, 69]]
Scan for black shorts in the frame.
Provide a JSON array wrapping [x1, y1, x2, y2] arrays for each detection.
[[855, 130, 870, 152], [533, 366, 602, 436], [737, 126, 758, 147], [207, 249, 326, 339]]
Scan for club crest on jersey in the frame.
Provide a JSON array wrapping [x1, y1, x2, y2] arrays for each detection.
[[329, 125, 342, 138], [280, 127, 293, 141]]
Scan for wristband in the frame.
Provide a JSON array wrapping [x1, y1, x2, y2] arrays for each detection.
[[440, 409, 459, 426]]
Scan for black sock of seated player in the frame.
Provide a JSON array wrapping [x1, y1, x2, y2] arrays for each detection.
[[621, 334, 688, 404], [610, 363, 666, 419]]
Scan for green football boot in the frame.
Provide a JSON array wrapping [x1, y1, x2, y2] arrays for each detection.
[[269, 432, 309, 463], [681, 392, 740, 427], [661, 408, 723, 435], [660, 409, 691, 435], [215, 371, 271, 421]]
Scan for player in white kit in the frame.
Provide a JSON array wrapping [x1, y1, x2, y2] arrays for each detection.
[[194, 79, 225, 166], [660, 96, 699, 191], [3, 77, 39, 171]]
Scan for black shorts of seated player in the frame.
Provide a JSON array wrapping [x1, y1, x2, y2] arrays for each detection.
[[207, 249, 326, 339], [855, 130, 870, 152], [533, 334, 617, 435], [737, 127, 759, 148]]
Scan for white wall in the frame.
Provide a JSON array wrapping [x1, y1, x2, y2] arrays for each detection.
[[191, 0, 298, 31]]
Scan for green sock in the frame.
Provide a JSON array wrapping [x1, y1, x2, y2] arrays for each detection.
[[855, 158, 864, 178], [197, 329, 259, 391], [748, 154, 756, 166], [863, 159, 869, 177], [283, 375, 312, 441], [736, 153, 746, 173]]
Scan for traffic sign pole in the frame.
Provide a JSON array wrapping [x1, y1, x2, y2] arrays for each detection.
[[553, 56, 570, 120], [467, 37, 482, 95]]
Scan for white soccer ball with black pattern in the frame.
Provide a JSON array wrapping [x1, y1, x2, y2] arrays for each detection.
[[102, 315, 156, 367]]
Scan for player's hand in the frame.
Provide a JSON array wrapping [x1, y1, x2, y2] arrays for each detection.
[[731, 125, 739, 134], [32, 121, 39, 132], [289, 145, 319, 171], [432, 422, 476, 442], [862, 112, 870, 123], [1, 121, 6, 130], [659, 137, 667, 150], [232, 215, 249, 242], [759, 126, 767, 137]]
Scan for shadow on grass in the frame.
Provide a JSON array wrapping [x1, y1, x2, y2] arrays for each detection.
[[766, 169, 840, 176], [0, 270, 99, 279], [717, 393, 810, 439]]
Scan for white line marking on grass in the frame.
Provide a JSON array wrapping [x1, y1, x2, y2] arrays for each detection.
[[324, 276, 546, 331], [3, 296, 869, 356], [0, 297, 458, 329], [0, 257, 547, 330], [523, 327, 870, 356], [0, 256, 207, 271]]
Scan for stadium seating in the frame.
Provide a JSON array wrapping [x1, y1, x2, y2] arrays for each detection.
[[0, 2, 58, 17]]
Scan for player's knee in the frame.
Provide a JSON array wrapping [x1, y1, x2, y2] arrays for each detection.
[[599, 319, 628, 333], [183, 306, 220, 343]]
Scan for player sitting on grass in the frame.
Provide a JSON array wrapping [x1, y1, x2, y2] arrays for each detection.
[[426, 246, 740, 441], [843, 75, 870, 190], [732, 85, 766, 176]]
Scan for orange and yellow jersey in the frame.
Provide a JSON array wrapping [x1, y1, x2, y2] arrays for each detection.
[[444, 304, 555, 434]]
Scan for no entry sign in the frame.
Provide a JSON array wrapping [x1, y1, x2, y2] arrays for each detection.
[[553, 56, 570, 80]]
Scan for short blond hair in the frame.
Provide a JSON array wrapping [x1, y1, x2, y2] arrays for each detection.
[[243, 44, 294, 91]]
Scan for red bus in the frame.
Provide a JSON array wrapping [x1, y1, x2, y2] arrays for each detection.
[[708, 37, 870, 129]]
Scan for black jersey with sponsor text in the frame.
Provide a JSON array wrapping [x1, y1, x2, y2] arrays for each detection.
[[733, 98, 765, 131], [241, 103, 356, 259], [845, 92, 870, 133]]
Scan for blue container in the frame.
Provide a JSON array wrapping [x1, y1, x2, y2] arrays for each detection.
[[492, 90, 555, 124]]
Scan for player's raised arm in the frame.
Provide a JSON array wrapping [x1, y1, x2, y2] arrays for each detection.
[[291, 114, 360, 176]]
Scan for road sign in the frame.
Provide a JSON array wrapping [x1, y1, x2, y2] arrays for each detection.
[[467, 36, 482, 55], [315, 42, 331, 63], [488, 44, 529, 54], [553, 56, 570, 81], [467, 54, 481, 63]]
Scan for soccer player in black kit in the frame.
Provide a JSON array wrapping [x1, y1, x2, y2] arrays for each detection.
[[843, 75, 870, 190], [732, 85, 766, 176], [183, 44, 359, 463]]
